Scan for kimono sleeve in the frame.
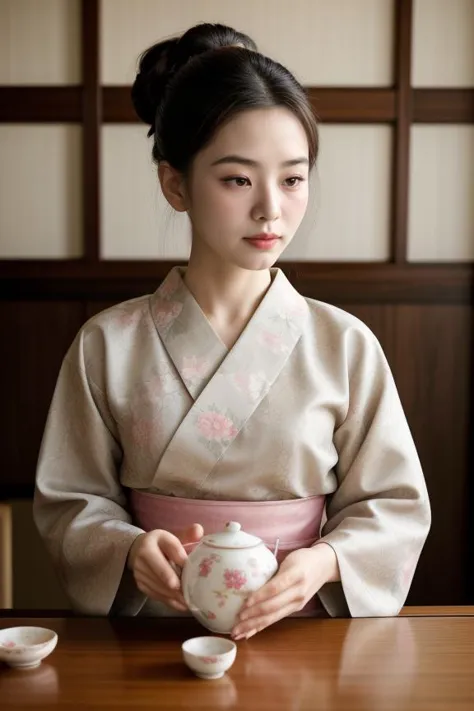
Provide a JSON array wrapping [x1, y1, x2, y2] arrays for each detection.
[[316, 325, 431, 617], [33, 330, 146, 616]]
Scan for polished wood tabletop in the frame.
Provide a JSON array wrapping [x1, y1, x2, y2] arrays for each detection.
[[1, 608, 474, 710]]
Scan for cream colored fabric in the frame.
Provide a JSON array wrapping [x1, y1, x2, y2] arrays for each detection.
[[34, 267, 431, 617]]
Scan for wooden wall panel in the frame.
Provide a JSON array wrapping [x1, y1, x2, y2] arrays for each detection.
[[392, 305, 473, 604], [0, 296, 471, 605], [85, 300, 119, 319], [339, 303, 473, 604], [0, 302, 86, 492]]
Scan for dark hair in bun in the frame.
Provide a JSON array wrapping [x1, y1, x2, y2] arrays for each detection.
[[131, 22, 318, 173]]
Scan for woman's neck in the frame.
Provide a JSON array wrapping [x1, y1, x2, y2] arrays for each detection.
[[183, 249, 272, 347]]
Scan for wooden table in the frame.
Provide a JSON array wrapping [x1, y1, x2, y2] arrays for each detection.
[[1, 609, 474, 710]]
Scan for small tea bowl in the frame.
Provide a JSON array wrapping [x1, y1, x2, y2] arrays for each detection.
[[182, 636, 237, 680], [0, 627, 58, 669]]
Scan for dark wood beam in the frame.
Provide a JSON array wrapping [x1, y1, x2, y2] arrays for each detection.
[[81, 0, 100, 262], [1, 87, 472, 124], [391, 0, 413, 264], [0, 261, 471, 304], [0, 87, 82, 121], [413, 89, 474, 123]]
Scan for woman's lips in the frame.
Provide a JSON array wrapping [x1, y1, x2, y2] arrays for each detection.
[[244, 234, 281, 250]]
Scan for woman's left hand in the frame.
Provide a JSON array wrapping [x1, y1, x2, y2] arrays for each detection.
[[231, 542, 340, 641]]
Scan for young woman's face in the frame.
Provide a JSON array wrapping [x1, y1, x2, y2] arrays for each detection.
[[185, 107, 310, 271]]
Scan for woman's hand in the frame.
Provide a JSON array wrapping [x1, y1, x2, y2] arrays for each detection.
[[231, 542, 340, 640], [127, 524, 204, 611]]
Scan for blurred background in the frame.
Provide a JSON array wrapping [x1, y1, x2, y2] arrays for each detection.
[[0, 0, 473, 610]]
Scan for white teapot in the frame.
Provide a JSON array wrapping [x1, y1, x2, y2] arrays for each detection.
[[181, 521, 279, 634]]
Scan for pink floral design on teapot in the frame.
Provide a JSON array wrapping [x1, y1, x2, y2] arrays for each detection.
[[198, 553, 221, 577], [181, 521, 279, 635], [224, 569, 247, 590]]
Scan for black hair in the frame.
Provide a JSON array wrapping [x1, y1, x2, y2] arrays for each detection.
[[131, 23, 318, 173]]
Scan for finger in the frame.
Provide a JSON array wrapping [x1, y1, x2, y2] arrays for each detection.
[[163, 598, 189, 612], [137, 545, 182, 589], [135, 570, 187, 604], [232, 602, 298, 640], [233, 586, 306, 637], [242, 570, 299, 610], [136, 582, 189, 612], [239, 586, 301, 625], [135, 571, 186, 605], [177, 523, 204, 546], [158, 533, 189, 569]]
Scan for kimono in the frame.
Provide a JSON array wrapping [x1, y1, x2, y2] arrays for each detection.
[[33, 267, 431, 617]]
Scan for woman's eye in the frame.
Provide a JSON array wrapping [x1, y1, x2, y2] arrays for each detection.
[[283, 176, 304, 188], [222, 177, 250, 187]]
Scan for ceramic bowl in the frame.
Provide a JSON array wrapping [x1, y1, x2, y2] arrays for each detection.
[[182, 636, 237, 680], [0, 627, 58, 669]]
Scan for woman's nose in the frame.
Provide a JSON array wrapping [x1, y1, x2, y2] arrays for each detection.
[[251, 187, 281, 222]]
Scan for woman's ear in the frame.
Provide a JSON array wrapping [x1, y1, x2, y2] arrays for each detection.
[[158, 162, 188, 212]]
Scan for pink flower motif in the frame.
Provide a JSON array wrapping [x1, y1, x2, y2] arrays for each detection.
[[290, 304, 306, 320], [202, 656, 218, 664], [182, 356, 210, 383], [233, 372, 249, 390], [205, 611, 217, 620], [115, 309, 143, 328], [154, 299, 183, 329], [199, 561, 212, 578], [278, 300, 307, 323], [158, 270, 181, 299], [144, 375, 166, 397], [2, 641, 16, 648], [198, 555, 220, 577], [233, 372, 267, 401], [259, 331, 288, 354], [224, 569, 247, 590], [197, 412, 238, 441], [142, 369, 179, 398], [214, 591, 227, 608]]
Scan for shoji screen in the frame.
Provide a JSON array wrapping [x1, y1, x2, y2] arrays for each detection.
[[0, 0, 82, 258]]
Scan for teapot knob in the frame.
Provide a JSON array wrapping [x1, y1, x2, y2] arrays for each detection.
[[225, 521, 241, 533]]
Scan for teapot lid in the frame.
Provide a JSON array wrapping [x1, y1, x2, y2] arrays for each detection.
[[202, 521, 263, 549]]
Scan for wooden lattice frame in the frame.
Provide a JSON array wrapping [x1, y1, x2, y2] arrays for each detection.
[[0, 0, 473, 301]]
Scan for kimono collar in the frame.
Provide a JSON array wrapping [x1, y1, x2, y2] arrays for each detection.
[[149, 266, 309, 400]]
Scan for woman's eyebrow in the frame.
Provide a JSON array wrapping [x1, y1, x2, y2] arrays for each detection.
[[211, 155, 309, 167]]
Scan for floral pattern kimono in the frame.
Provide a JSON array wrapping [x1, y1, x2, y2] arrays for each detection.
[[33, 267, 431, 617]]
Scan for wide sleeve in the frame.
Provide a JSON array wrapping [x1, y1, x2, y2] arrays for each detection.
[[33, 330, 147, 616], [316, 325, 431, 617]]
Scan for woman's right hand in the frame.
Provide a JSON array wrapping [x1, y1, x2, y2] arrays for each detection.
[[127, 524, 204, 611]]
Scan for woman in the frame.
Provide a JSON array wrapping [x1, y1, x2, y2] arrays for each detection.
[[34, 23, 430, 640]]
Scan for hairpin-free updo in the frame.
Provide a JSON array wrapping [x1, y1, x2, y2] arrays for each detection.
[[131, 23, 318, 174]]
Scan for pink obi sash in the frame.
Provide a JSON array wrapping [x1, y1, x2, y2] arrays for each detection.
[[129, 490, 327, 615]]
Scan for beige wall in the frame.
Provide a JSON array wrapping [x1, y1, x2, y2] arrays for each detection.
[[1, 0, 473, 262]]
